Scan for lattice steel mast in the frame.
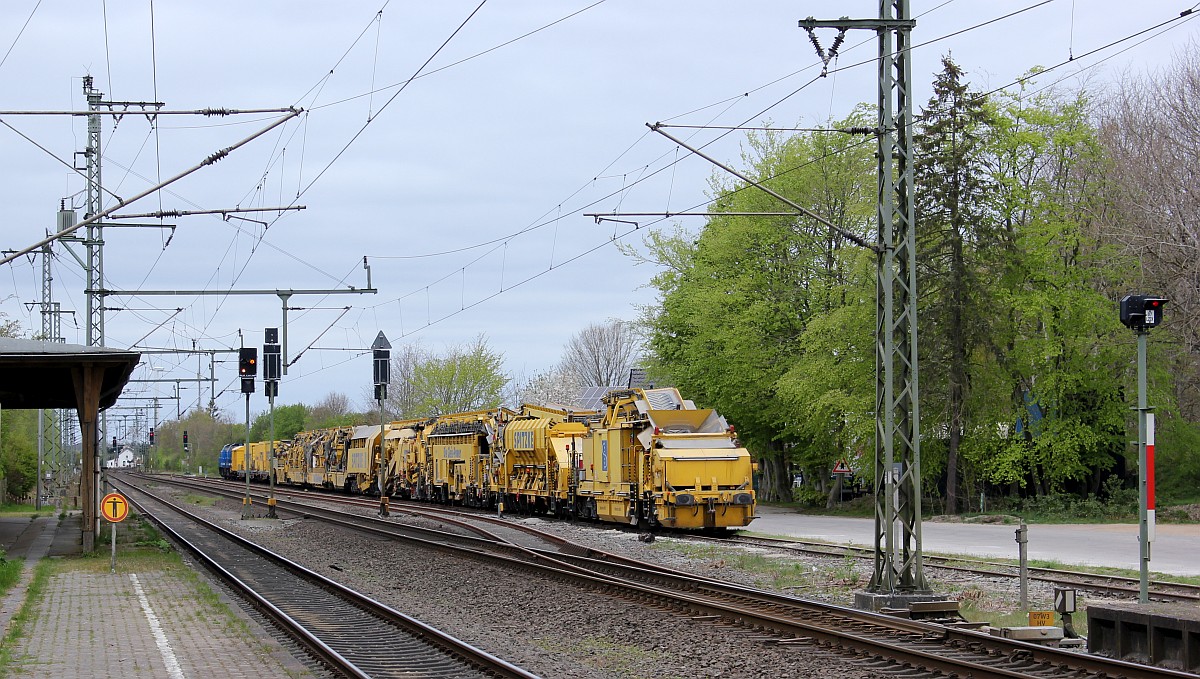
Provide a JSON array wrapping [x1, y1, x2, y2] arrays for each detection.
[[800, 0, 928, 594]]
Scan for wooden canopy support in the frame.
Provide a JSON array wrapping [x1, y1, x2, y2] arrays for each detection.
[[0, 339, 139, 552]]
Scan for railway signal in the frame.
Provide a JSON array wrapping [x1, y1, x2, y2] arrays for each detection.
[[239, 347, 257, 394], [264, 327, 280, 519], [1120, 294, 1168, 330], [372, 331, 391, 516], [1121, 292, 1168, 603]]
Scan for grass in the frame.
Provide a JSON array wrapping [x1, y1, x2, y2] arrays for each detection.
[[181, 494, 217, 507], [0, 556, 22, 595], [650, 538, 864, 594], [0, 558, 53, 672]]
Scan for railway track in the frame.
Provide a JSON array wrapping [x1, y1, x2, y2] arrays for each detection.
[[715, 533, 1200, 603], [129, 473, 1196, 678], [113, 478, 540, 679], [194, 473, 1200, 604]]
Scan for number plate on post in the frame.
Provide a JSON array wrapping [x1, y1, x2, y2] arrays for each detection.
[[1028, 611, 1055, 626]]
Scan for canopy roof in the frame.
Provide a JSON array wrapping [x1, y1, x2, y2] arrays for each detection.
[[0, 338, 140, 410]]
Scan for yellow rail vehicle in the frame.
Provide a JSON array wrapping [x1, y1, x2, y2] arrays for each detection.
[[341, 425, 387, 494], [231, 441, 278, 482], [287, 427, 354, 489], [238, 387, 756, 531], [575, 388, 755, 530], [382, 419, 427, 498], [499, 410, 589, 515], [423, 409, 506, 506]]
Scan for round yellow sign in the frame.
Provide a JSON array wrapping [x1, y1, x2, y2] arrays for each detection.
[[101, 493, 129, 523]]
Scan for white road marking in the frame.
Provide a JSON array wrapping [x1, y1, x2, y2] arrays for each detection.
[[130, 574, 186, 679]]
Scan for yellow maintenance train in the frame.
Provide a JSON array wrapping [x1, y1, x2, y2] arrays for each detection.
[[225, 387, 756, 531]]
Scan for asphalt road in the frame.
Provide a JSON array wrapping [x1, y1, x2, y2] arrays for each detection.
[[747, 505, 1200, 577]]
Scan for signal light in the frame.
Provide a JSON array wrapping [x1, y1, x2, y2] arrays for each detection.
[[1121, 294, 1169, 330], [149, 428, 155, 445], [238, 347, 258, 377]]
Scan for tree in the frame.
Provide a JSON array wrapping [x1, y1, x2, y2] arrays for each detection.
[[392, 335, 507, 418], [964, 78, 1129, 497], [308, 392, 358, 429], [632, 109, 877, 502], [913, 56, 996, 513], [559, 319, 640, 387], [1097, 45, 1200, 421], [0, 409, 38, 500], [510, 366, 583, 408], [250, 403, 308, 441], [385, 343, 432, 419], [153, 408, 239, 473]]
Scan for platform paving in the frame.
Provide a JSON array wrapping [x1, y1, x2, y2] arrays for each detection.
[[0, 511, 316, 678]]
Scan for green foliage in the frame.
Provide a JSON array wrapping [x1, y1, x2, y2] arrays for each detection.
[[634, 109, 877, 501], [249, 403, 308, 442], [0, 554, 21, 592], [406, 334, 508, 417], [0, 410, 39, 500], [629, 61, 1200, 508], [152, 409, 241, 474], [790, 486, 826, 508], [1152, 414, 1200, 500], [989, 479, 1137, 522]]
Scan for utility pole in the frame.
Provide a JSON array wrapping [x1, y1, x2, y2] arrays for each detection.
[[801, 1, 928, 603], [35, 206, 72, 506], [73, 75, 166, 546]]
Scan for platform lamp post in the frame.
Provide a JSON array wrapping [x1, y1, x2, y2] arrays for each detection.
[[264, 328, 281, 519], [239, 344, 258, 520], [372, 331, 391, 517], [1120, 294, 1168, 603]]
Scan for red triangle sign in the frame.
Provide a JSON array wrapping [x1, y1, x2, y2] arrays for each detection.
[[832, 460, 852, 474]]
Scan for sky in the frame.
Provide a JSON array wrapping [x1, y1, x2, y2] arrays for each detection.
[[0, 1, 1197, 430]]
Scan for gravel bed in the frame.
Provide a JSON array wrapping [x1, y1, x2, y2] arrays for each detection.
[[155, 488, 890, 678]]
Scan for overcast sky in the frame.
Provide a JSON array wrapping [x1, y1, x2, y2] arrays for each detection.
[[1, 1, 1196, 425]]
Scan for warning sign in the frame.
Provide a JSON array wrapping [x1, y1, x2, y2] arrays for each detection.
[[101, 493, 129, 523], [831, 460, 853, 475]]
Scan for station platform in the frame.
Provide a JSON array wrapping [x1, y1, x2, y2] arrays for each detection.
[[1088, 600, 1200, 673], [0, 511, 314, 678]]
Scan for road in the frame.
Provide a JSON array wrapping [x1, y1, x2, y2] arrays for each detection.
[[747, 505, 1200, 577]]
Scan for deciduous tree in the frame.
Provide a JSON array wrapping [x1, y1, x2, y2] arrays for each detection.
[[559, 320, 640, 388]]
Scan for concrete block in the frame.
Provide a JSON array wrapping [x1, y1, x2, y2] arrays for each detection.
[[992, 626, 1064, 642]]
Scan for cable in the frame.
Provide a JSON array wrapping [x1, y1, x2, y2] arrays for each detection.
[[0, 0, 41, 72], [294, 1, 490, 200], [355, 2, 1199, 348]]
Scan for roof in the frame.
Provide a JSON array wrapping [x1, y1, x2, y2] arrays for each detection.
[[0, 338, 140, 410]]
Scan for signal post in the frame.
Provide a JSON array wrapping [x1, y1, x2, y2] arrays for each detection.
[[264, 328, 281, 519], [372, 332, 391, 517], [1120, 294, 1168, 603], [239, 344, 257, 519]]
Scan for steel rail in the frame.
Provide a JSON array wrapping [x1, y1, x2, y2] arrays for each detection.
[[131, 473, 1194, 679], [116, 478, 541, 679]]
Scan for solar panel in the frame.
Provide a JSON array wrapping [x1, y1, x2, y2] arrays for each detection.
[[573, 385, 624, 412]]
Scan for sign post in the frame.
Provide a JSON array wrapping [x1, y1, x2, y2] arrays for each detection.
[[372, 332, 391, 517], [101, 492, 128, 573], [1120, 293, 1168, 603]]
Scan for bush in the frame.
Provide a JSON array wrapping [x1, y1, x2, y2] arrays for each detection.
[[791, 487, 826, 508]]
